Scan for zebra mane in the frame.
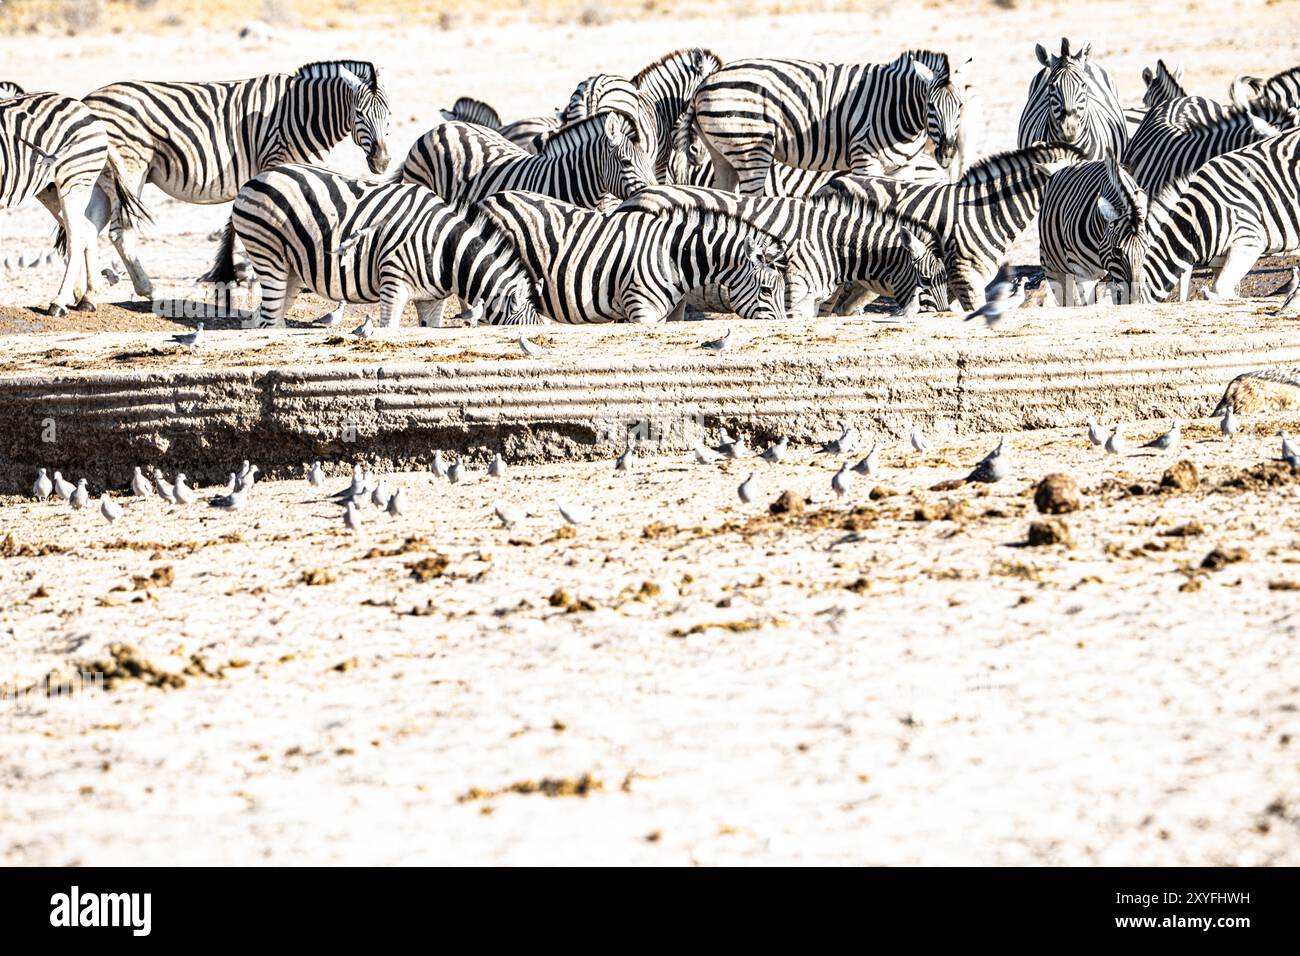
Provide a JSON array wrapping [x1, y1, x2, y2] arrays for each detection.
[[538, 110, 635, 156], [957, 142, 1085, 186], [0, 81, 25, 99], [906, 50, 951, 85], [633, 47, 723, 89], [442, 96, 502, 129], [296, 60, 382, 94], [1260, 64, 1300, 98]]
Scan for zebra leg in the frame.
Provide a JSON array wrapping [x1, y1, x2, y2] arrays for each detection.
[[416, 298, 447, 328], [1206, 244, 1262, 300], [697, 132, 741, 193], [378, 279, 411, 329], [667, 299, 688, 322], [94, 166, 154, 300], [834, 283, 880, 316], [1075, 277, 1100, 308], [1178, 269, 1192, 302], [253, 270, 298, 329], [45, 186, 97, 316]]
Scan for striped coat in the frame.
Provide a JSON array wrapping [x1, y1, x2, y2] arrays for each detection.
[[1017, 39, 1127, 160]]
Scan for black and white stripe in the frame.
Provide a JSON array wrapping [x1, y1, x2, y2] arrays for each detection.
[[0, 81, 25, 100], [1237, 64, 1300, 110], [1017, 39, 1127, 160], [400, 113, 657, 210], [203, 164, 541, 328], [475, 190, 788, 324], [440, 96, 561, 154], [83, 60, 391, 297]]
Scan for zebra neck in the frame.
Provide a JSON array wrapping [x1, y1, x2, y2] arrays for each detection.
[[269, 76, 354, 166], [950, 171, 1051, 254], [1141, 197, 1214, 299]]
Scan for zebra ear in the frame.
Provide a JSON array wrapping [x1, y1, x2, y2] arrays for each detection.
[[1142, 67, 1154, 86], [899, 229, 928, 259], [1035, 44, 1052, 67], [911, 59, 936, 85], [1246, 109, 1281, 138], [1229, 76, 1255, 110], [1096, 195, 1123, 224], [603, 113, 626, 146], [1076, 43, 1092, 63]]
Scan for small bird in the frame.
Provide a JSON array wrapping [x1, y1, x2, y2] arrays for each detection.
[[1270, 267, 1299, 314], [966, 436, 1010, 483], [70, 479, 89, 510], [17, 135, 67, 176], [694, 444, 723, 464], [174, 473, 197, 505], [130, 466, 152, 497], [314, 304, 346, 327], [1280, 429, 1299, 461], [343, 501, 363, 533], [494, 502, 525, 529], [1143, 421, 1181, 451], [386, 487, 405, 518], [350, 315, 375, 339], [155, 471, 176, 503], [1087, 419, 1106, 447], [235, 465, 259, 492], [1220, 406, 1239, 440], [431, 451, 448, 478], [701, 327, 732, 352], [99, 493, 122, 523], [852, 443, 880, 476], [489, 453, 507, 478], [331, 224, 379, 257], [1104, 425, 1125, 455], [911, 427, 935, 454], [209, 486, 248, 511], [963, 273, 1026, 326], [557, 500, 594, 526], [737, 471, 759, 504], [32, 468, 52, 500], [614, 442, 634, 473], [101, 266, 122, 285], [370, 478, 390, 509], [52, 471, 74, 501], [217, 473, 237, 496], [758, 436, 788, 464], [448, 460, 465, 484], [518, 330, 546, 358], [171, 323, 204, 350], [308, 461, 325, 487], [720, 434, 749, 459], [832, 463, 854, 498], [456, 301, 484, 326], [821, 423, 859, 456]]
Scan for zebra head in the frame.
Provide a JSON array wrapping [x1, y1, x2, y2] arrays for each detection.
[[1229, 81, 1300, 136], [729, 234, 789, 323], [1036, 39, 1093, 145], [909, 52, 970, 170], [667, 108, 711, 184], [781, 240, 835, 321], [336, 65, 391, 174], [597, 111, 659, 198], [484, 280, 543, 326], [1096, 156, 1151, 305], [1141, 60, 1186, 109]]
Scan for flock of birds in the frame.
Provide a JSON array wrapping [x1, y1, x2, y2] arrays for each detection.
[[23, 402, 1291, 534]]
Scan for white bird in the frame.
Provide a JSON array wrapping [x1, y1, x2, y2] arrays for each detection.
[[456, 301, 484, 326], [308, 461, 325, 487], [70, 479, 89, 510], [694, 444, 723, 464], [494, 501, 525, 529], [174, 473, 197, 505], [1105, 425, 1125, 455], [235, 465, 259, 492], [51, 471, 74, 501], [32, 468, 52, 500], [217, 473, 237, 496], [431, 451, 448, 478], [701, 327, 732, 352], [966, 436, 1010, 483], [154, 469, 176, 502], [1143, 421, 1181, 451], [448, 460, 465, 484], [130, 466, 153, 497], [99, 493, 122, 523], [852, 443, 880, 476], [557, 500, 594, 525], [614, 442, 634, 473], [518, 330, 546, 358], [370, 478, 390, 509], [386, 487, 405, 518], [1220, 406, 1239, 440], [489, 453, 507, 478], [821, 423, 859, 456], [1280, 430, 1299, 461], [209, 486, 248, 511], [1087, 419, 1106, 446], [350, 315, 375, 339], [1270, 266, 1299, 314], [720, 434, 749, 459], [737, 471, 759, 504], [344, 501, 363, 533], [758, 436, 788, 463], [171, 323, 204, 350], [911, 427, 935, 454], [963, 273, 1026, 326], [314, 303, 346, 327], [832, 463, 854, 498]]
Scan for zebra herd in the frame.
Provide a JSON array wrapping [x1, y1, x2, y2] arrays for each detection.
[[1, 39, 1298, 328]]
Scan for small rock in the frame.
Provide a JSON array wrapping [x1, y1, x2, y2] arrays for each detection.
[[1161, 459, 1200, 492], [769, 490, 806, 516], [1034, 473, 1082, 514], [1162, 520, 1204, 537], [1201, 546, 1248, 571], [1026, 518, 1072, 547]]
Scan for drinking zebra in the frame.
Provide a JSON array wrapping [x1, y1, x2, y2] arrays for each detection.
[[1, 92, 147, 315], [203, 164, 541, 328], [83, 60, 392, 298], [474, 190, 788, 324], [616, 185, 948, 319], [819, 143, 1086, 310], [399, 113, 657, 210], [1018, 39, 1127, 160], [439, 96, 562, 154], [689, 51, 965, 193]]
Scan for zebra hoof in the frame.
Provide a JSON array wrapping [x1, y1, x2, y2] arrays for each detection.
[[74, 298, 97, 313], [48, 303, 67, 318]]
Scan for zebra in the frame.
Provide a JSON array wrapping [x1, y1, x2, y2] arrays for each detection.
[[0, 81, 24, 100], [690, 51, 965, 194], [399, 113, 656, 210], [1, 92, 147, 315], [1237, 64, 1300, 109], [1017, 39, 1127, 161], [202, 164, 541, 329], [818, 142, 1086, 310], [474, 190, 788, 324], [439, 96, 562, 154], [1124, 59, 1187, 132], [615, 185, 948, 319], [1128, 128, 1300, 303], [83, 60, 392, 299]]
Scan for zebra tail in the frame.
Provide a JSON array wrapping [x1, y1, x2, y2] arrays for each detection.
[[201, 221, 238, 285], [103, 143, 153, 234]]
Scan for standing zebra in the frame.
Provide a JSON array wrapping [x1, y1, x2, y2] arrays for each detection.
[[439, 96, 562, 154], [1128, 128, 1300, 302], [1018, 39, 1127, 160], [203, 165, 540, 329], [475, 190, 787, 324], [1, 92, 147, 315], [1124, 59, 1187, 132], [399, 113, 656, 209], [690, 51, 965, 194], [818, 142, 1086, 310], [83, 60, 392, 299], [616, 185, 948, 319]]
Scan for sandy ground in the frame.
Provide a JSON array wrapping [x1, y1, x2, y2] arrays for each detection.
[[2, 2, 1300, 865]]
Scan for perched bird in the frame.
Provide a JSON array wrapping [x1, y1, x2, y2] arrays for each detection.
[[209, 486, 248, 512], [720, 434, 749, 459], [1270, 267, 1299, 314], [614, 442, 634, 473], [130, 466, 153, 497], [1280, 429, 1299, 462], [494, 502, 525, 529], [386, 487, 405, 518], [694, 444, 723, 464], [101, 266, 122, 285], [171, 323, 204, 350], [51, 471, 74, 501], [1104, 425, 1125, 455], [852, 443, 880, 476], [966, 436, 1010, 483], [308, 461, 325, 487], [700, 327, 732, 352], [448, 460, 465, 484], [99, 493, 122, 523], [737, 471, 759, 503], [1087, 419, 1106, 446], [557, 500, 594, 526], [911, 427, 935, 454], [431, 451, 448, 478], [17, 135, 67, 176], [758, 436, 788, 464], [370, 478, 390, 509], [314, 304, 345, 327], [217, 473, 237, 496], [154, 469, 176, 502], [821, 423, 859, 456], [69, 479, 89, 510], [174, 473, 197, 505], [32, 468, 52, 500], [832, 463, 854, 498], [963, 272, 1026, 326], [1220, 406, 1239, 440], [489, 453, 507, 478], [1143, 421, 1181, 451], [457, 302, 485, 326], [350, 315, 375, 339], [235, 465, 259, 492], [518, 330, 546, 358], [343, 501, 363, 533]]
